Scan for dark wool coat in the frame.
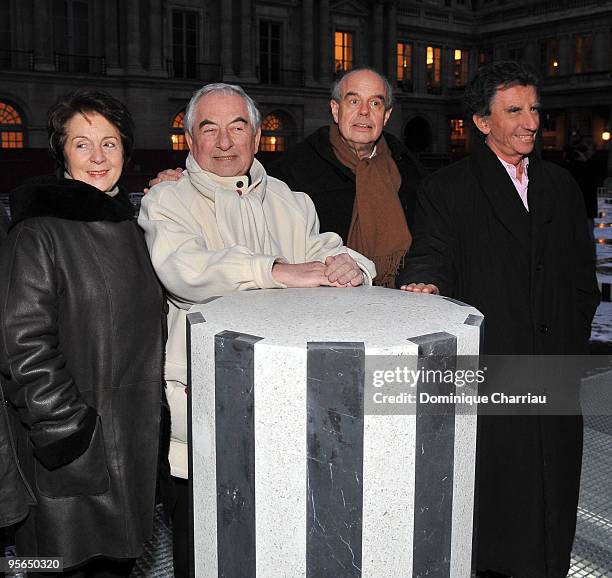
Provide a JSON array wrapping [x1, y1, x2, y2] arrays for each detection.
[[397, 141, 600, 577], [0, 178, 166, 569], [267, 125, 427, 241]]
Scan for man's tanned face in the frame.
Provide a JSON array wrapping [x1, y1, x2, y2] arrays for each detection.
[[473, 84, 540, 167], [330, 70, 392, 159]]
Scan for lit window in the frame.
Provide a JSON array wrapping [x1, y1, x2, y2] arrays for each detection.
[[259, 135, 285, 152], [397, 42, 413, 90], [170, 111, 188, 151], [426, 45, 441, 93], [172, 111, 185, 129], [335, 31, 353, 74], [262, 115, 282, 132], [453, 49, 469, 86], [0, 102, 24, 148], [450, 117, 466, 153], [574, 35, 592, 73], [450, 118, 464, 140], [259, 112, 292, 153]]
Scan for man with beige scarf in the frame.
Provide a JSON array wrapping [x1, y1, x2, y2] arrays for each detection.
[[138, 82, 375, 577], [269, 67, 426, 287]]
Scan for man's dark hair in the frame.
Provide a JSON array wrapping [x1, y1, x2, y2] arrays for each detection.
[[47, 89, 134, 170], [463, 61, 540, 118]]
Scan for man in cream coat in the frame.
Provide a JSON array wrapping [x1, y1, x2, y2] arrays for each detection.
[[138, 83, 375, 577]]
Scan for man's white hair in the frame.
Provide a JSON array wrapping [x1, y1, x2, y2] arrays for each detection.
[[184, 83, 262, 134]]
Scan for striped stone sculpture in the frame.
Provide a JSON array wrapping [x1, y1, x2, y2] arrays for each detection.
[[187, 286, 483, 578]]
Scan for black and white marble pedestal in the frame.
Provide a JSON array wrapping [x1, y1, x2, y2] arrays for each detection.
[[187, 286, 483, 577]]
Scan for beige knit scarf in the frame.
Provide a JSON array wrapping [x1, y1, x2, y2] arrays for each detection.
[[329, 124, 411, 287]]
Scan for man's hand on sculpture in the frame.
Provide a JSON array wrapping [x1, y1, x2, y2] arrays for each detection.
[[272, 261, 351, 288], [324, 253, 364, 287], [143, 167, 184, 193], [399, 283, 440, 295]]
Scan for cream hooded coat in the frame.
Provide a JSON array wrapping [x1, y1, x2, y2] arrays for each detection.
[[138, 155, 376, 477]]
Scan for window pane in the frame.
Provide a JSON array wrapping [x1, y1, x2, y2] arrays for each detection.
[[262, 114, 282, 131], [397, 42, 412, 88], [260, 21, 282, 84], [1, 131, 24, 148], [335, 31, 353, 73], [172, 10, 198, 79], [172, 111, 185, 129], [575, 35, 592, 73], [259, 135, 285, 152], [170, 133, 188, 151], [453, 48, 468, 86], [0, 102, 22, 124], [427, 45, 441, 92]]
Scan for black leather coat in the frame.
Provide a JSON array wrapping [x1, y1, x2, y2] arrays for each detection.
[[267, 126, 427, 242], [0, 178, 166, 568], [0, 384, 36, 528]]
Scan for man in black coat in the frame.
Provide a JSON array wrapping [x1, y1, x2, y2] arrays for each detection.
[[398, 61, 599, 577], [268, 67, 426, 286], [268, 68, 425, 244]]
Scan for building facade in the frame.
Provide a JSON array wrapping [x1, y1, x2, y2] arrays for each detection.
[[0, 0, 611, 189]]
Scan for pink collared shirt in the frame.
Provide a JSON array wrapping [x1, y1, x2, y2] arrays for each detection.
[[495, 155, 530, 211]]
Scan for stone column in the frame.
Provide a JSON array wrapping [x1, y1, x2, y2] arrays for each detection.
[[469, 46, 479, 80], [446, 46, 454, 92], [125, 0, 144, 74], [13, 0, 30, 51], [104, 0, 121, 73], [386, 1, 397, 83], [373, 1, 383, 72], [319, 0, 331, 85], [148, 0, 165, 75], [523, 41, 539, 71], [33, 0, 54, 71], [413, 42, 426, 94], [592, 28, 608, 72], [221, 0, 239, 81], [303, 0, 315, 85], [239, 0, 257, 82], [557, 35, 571, 76]]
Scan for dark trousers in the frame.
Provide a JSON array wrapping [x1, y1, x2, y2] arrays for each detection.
[[171, 476, 189, 578]]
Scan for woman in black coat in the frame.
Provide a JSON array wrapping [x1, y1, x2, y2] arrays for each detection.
[[0, 90, 166, 577]]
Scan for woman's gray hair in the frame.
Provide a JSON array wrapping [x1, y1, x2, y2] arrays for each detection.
[[331, 67, 394, 110], [184, 83, 262, 134]]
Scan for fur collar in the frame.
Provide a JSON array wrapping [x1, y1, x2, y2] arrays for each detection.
[[10, 177, 134, 228]]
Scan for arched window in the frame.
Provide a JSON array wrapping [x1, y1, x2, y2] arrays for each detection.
[[170, 111, 189, 150], [259, 112, 294, 152], [0, 102, 24, 148]]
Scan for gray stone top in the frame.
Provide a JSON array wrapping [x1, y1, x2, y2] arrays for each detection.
[[188, 286, 483, 354]]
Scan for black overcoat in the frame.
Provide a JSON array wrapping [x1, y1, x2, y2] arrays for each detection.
[[397, 141, 600, 577], [267, 125, 427, 241], [0, 178, 167, 569]]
